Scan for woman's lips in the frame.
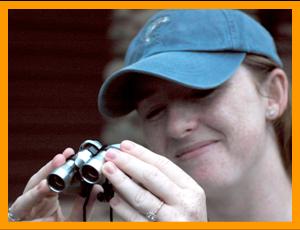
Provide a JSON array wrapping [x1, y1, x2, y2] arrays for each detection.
[[175, 140, 219, 160]]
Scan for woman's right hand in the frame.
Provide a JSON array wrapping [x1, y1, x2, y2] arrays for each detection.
[[9, 148, 101, 222]]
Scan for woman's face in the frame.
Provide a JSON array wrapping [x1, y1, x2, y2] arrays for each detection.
[[137, 65, 270, 195]]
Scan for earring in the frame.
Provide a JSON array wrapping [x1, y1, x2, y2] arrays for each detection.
[[266, 106, 278, 119]]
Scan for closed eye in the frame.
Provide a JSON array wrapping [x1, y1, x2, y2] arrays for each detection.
[[145, 106, 166, 120]]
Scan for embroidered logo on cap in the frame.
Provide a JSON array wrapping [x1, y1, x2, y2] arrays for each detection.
[[144, 16, 170, 43]]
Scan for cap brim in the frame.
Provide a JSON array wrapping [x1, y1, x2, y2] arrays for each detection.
[[98, 51, 246, 117]]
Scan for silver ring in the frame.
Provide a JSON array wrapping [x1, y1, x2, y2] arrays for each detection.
[[8, 208, 21, 222], [145, 201, 164, 222]]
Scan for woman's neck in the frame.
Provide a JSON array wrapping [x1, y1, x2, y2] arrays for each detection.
[[206, 132, 291, 221]]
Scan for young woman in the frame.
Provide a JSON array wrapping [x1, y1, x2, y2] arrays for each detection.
[[8, 10, 291, 222]]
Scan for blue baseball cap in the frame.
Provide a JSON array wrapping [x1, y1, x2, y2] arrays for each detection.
[[98, 10, 282, 117]]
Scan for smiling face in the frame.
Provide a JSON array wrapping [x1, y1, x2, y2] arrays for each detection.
[[136, 65, 271, 195]]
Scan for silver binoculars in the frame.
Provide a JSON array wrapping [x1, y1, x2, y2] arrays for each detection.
[[47, 140, 119, 194]]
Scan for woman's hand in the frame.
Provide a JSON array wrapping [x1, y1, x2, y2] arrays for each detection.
[[102, 140, 207, 222], [9, 148, 101, 222]]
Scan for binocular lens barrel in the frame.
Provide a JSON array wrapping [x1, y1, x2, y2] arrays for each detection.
[[81, 144, 120, 184], [47, 160, 76, 193], [81, 150, 106, 184], [47, 140, 119, 193], [48, 174, 66, 192], [81, 165, 99, 183]]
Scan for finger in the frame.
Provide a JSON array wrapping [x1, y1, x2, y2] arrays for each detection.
[[111, 191, 202, 222], [11, 179, 57, 220], [23, 149, 74, 193], [61, 147, 76, 159], [29, 215, 59, 222], [105, 148, 180, 204], [102, 161, 164, 215], [30, 195, 58, 219], [68, 184, 102, 221], [55, 206, 65, 221], [109, 193, 148, 222], [119, 140, 199, 189], [68, 196, 85, 221]]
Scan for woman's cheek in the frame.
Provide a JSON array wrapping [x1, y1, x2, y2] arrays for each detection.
[[221, 103, 268, 171], [142, 123, 166, 153]]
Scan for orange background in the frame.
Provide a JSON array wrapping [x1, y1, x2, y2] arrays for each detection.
[[0, 1, 298, 229]]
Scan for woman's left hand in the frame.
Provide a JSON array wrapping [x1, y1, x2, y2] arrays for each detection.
[[102, 140, 208, 222]]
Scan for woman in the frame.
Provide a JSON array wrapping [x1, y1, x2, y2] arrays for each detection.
[[8, 9, 291, 222]]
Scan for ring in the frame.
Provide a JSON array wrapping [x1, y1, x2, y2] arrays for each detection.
[[145, 201, 164, 222], [8, 208, 21, 222]]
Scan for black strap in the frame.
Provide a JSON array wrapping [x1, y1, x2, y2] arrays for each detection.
[[110, 207, 113, 222], [82, 179, 114, 222], [83, 189, 91, 222], [79, 181, 94, 221]]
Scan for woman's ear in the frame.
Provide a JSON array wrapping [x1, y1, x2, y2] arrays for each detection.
[[263, 68, 289, 120]]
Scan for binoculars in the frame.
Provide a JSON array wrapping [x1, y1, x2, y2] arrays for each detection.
[[47, 140, 119, 197]]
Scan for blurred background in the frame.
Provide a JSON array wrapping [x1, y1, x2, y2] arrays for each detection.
[[8, 10, 291, 214]]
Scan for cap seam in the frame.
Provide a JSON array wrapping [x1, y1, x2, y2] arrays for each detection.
[[221, 10, 235, 50]]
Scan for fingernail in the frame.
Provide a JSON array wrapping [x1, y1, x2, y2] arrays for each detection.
[[105, 148, 118, 160], [122, 140, 135, 151], [110, 196, 120, 206], [103, 162, 116, 174]]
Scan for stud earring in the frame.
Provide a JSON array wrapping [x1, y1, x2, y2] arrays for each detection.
[[266, 106, 278, 119]]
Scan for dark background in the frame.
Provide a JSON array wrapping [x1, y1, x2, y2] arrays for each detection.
[[8, 10, 291, 203], [9, 10, 113, 202]]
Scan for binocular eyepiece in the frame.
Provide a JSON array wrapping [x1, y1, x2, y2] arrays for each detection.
[[47, 140, 119, 194]]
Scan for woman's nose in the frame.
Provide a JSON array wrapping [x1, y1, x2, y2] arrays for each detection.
[[166, 103, 198, 139]]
